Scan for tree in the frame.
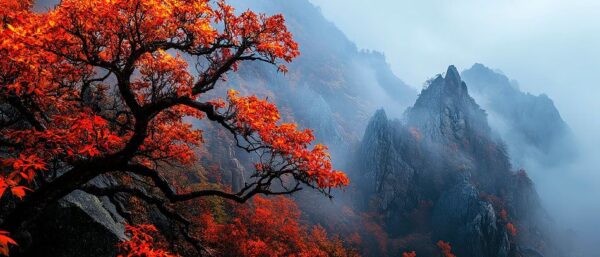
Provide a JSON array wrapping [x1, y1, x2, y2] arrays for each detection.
[[195, 196, 360, 257], [0, 0, 348, 255]]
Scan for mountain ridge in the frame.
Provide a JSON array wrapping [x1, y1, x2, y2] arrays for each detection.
[[461, 63, 576, 167], [352, 65, 563, 257]]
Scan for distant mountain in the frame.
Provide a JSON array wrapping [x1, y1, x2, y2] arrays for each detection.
[[461, 63, 576, 167], [202, 1, 421, 218], [224, 0, 417, 147], [352, 66, 563, 257]]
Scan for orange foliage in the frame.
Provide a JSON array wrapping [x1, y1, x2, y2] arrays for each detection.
[[0, 231, 17, 256], [360, 213, 389, 254], [0, 0, 345, 255], [409, 127, 422, 141], [228, 90, 349, 189], [118, 224, 178, 257], [499, 209, 508, 221], [506, 223, 518, 237], [197, 196, 358, 257], [0, 0, 303, 198], [403, 251, 417, 257], [436, 241, 456, 257]]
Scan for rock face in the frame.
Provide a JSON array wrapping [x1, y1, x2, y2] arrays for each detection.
[[353, 66, 562, 257], [24, 176, 126, 257], [432, 175, 510, 257], [407, 66, 491, 147], [461, 63, 576, 166], [355, 110, 415, 219]]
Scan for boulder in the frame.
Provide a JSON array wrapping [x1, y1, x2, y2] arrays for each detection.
[[25, 176, 126, 257]]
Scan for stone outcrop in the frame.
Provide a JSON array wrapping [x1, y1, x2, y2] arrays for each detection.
[[24, 175, 126, 257], [432, 175, 510, 257]]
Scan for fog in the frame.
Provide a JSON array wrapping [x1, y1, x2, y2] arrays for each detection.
[[309, 0, 600, 255]]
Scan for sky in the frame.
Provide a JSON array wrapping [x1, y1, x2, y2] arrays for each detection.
[[308, 0, 600, 252]]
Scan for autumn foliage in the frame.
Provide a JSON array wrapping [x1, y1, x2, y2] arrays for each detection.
[[506, 223, 518, 237], [0, 232, 17, 257], [0, 0, 348, 255], [118, 224, 178, 257], [402, 251, 417, 257], [228, 90, 348, 190], [196, 196, 359, 257], [436, 241, 456, 257]]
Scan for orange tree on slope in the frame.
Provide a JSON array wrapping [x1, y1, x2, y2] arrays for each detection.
[[116, 196, 361, 257], [195, 196, 360, 257], [0, 0, 349, 255]]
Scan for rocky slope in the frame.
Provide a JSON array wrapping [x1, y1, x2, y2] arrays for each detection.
[[352, 66, 563, 257]]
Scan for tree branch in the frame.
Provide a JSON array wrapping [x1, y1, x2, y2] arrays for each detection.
[[6, 95, 46, 131], [126, 164, 302, 204]]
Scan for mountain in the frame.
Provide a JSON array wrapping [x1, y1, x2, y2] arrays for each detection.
[[461, 63, 576, 167], [352, 66, 563, 257], [223, 0, 417, 148], [406, 66, 491, 148]]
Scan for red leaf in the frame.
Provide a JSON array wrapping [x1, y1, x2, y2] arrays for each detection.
[[10, 186, 31, 200], [0, 230, 17, 256]]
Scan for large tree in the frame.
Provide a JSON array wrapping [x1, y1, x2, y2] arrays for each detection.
[[0, 0, 348, 255]]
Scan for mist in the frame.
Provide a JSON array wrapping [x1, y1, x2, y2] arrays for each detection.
[[308, 0, 600, 255]]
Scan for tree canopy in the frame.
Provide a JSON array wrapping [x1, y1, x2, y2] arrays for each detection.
[[0, 0, 348, 255]]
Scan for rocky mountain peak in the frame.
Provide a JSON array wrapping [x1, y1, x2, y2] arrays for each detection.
[[406, 65, 490, 146], [445, 65, 462, 87], [359, 109, 392, 156], [367, 109, 389, 131], [412, 65, 474, 110]]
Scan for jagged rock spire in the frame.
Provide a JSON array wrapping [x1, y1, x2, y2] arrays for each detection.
[[406, 65, 490, 146], [445, 65, 462, 86]]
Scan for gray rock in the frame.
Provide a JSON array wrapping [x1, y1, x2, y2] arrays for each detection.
[[406, 65, 491, 148], [355, 109, 416, 215], [25, 177, 126, 257], [520, 248, 545, 257], [432, 177, 510, 257]]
